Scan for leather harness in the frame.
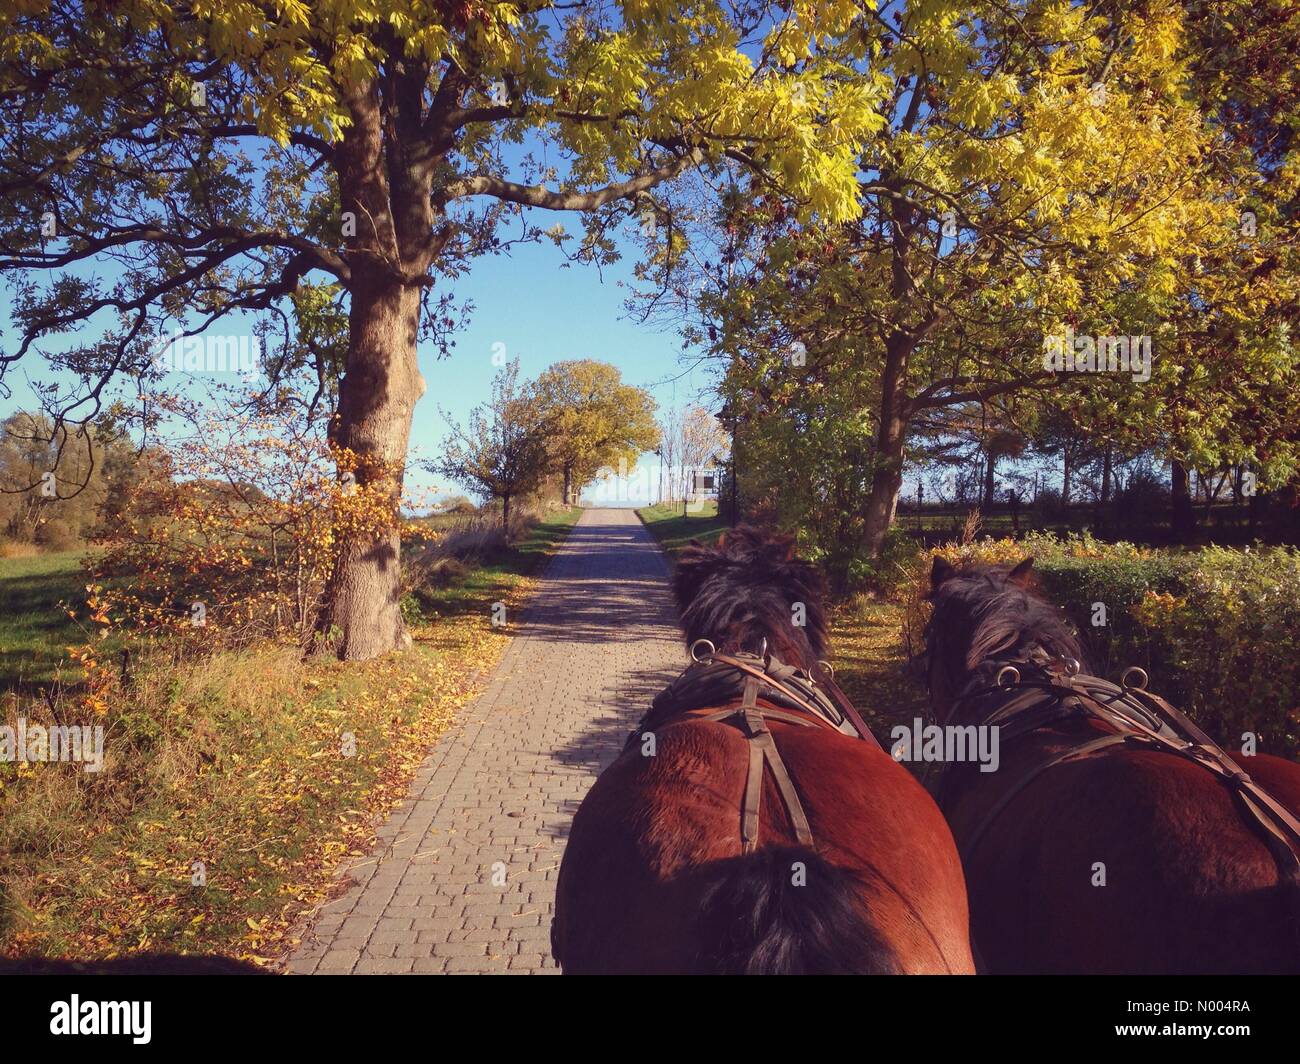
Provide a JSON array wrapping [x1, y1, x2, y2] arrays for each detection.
[[639, 649, 879, 853], [936, 650, 1300, 887]]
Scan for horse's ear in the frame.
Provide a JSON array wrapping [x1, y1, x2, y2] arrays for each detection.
[[1007, 557, 1034, 587], [931, 556, 957, 591]]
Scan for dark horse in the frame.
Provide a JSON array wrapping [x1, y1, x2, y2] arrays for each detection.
[[926, 556, 1300, 973], [551, 527, 974, 974]]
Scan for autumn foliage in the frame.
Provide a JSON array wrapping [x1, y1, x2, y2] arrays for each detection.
[[86, 389, 426, 657]]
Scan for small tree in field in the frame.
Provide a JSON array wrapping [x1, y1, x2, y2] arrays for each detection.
[[531, 360, 659, 504], [676, 405, 728, 511], [434, 361, 550, 536]]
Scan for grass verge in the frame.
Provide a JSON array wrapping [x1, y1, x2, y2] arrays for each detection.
[[635, 500, 728, 555], [0, 508, 581, 965], [0, 550, 91, 690]]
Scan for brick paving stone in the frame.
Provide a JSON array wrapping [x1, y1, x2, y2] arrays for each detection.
[[288, 508, 681, 974]]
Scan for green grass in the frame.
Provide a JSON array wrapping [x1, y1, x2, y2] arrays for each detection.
[[636, 500, 728, 555], [411, 507, 583, 621], [0, 550, 91, 690], [0, 506, 584, 962], [827, 599, 928, 768]]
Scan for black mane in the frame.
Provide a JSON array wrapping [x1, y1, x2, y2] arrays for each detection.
[[926, 558, 1086, 713], [671, 525, 827, 669]]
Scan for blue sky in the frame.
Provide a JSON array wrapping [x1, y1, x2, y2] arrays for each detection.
[[409, 234, 715, 505], [0, 221, 717, 509]]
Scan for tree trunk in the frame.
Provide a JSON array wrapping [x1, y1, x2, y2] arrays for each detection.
[[982, 449, 997, 512], [318, 279, 425, 659], [862, 175, 922, 560], [502, 493, 512, 536], [1171, 459, 1195, 542], [863, 333, 911, 558], [562, 463, 572, 506], [1096, 445, 1112, 530], [315, 76, 433, 660], [1062, 448, 1072, 509]]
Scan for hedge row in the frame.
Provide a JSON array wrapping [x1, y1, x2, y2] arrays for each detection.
[[898, 533, 1300, 758]]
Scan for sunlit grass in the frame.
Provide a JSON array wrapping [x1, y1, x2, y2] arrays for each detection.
[[0, 509, 581, 964], [636, 500, 728, 555], [0, 550, 92, 689]]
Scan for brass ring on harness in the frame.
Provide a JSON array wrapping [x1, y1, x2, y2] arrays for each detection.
[[996, 665, 1021, 689]]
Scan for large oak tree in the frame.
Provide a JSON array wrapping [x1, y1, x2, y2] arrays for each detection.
[[0, 0, 875, 657]]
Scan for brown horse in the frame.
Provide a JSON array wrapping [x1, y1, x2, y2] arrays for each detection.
[[926, 556, 1300, 974], [551, 527, 974, 974]]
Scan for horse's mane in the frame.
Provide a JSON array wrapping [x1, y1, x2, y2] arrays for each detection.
[[928, 560, 1087, 690], [672, 525, 827, 668]]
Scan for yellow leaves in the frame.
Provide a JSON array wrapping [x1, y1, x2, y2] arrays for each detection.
[[0, 28, 59, 65], [328, 31, 380, 86], [947, 71, 1020, 130]]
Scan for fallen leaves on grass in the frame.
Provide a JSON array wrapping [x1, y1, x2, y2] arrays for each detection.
[[1, 572, 545, 967]]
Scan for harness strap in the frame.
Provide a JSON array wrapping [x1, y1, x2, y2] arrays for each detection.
[[748, 713, 816, 850], [651, 651, 880, 857], [704, 676, 818, 853], [740, 682, 766, 851], [947, 666, 1300, 887], [709, 652, 880, 748], [1123, 687, 1300, 886]]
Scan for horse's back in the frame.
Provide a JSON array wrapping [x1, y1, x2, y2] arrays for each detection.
[[554, 717, 973, 974], [965, 744, 1300, 974]]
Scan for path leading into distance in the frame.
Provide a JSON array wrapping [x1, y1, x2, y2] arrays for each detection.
[[287, 507, 683, 974]]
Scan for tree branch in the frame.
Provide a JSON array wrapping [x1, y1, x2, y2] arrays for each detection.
[[445, 148, 706, 210]]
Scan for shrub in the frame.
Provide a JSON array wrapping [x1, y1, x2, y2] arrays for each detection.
[[33, 518, 78, 551], [903, 533, 1300, 756], [837, 524, 924, 596], [1035, 486, 1065, 519], [87, 390, 412, 656], [1110, 468, 1169, 532]]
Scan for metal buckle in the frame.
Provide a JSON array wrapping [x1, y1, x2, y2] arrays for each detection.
[[1121, 666, 1149, 691], [689, 638, 716, 663]]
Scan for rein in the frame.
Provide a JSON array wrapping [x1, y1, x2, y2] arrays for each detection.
[[702, 647, 880, 747], [937, 651, 1300, 886]]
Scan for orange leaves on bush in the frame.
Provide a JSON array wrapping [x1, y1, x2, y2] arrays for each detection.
[[84, 390, 419, 655]]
